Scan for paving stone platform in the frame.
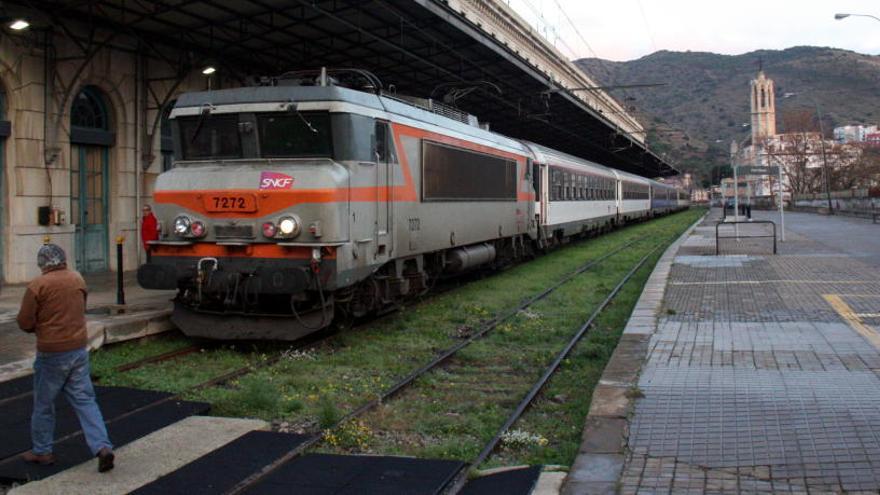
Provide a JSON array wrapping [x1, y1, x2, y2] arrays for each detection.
[[619, 209, 880, 494]]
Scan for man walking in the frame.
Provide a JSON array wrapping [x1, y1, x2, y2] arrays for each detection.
[[16, 244, 115, 472]]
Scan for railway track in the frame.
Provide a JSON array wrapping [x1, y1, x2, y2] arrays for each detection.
[[111, 344, 204, 372], [0, 217, 676, 491], [446, 244, 662, 493], [221, 234, 663, 494], [0, 342, 206, 408]]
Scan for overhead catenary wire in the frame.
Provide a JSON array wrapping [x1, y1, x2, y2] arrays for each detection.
[[635, 0, 659, 53]]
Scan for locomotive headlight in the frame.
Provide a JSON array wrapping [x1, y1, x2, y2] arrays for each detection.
[[278, 216, 300, 237], [190, 221, 206, 238], [173, 215, 191, 235]]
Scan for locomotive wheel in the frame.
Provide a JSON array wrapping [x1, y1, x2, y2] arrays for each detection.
[[349, 279, 380, 318], [330, 305, 355, 333]]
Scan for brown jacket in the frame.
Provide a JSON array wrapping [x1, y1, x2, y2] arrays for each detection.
[[17, 267, 88, 353]]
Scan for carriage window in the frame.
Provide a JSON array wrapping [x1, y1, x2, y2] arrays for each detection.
[[179, 114, 242, 160], [564, 173, 571, 200], [258, 112, 332, 158], [423, 141, 516, 201]]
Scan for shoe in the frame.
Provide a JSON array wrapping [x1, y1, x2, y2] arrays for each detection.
[[22, 451, 56, 465], [97, 447, 115, 473]]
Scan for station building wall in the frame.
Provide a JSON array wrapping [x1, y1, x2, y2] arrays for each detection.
[[0, 28, 227, 283]]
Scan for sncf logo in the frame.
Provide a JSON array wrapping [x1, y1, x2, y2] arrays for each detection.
[[259, 172, 295, 190]]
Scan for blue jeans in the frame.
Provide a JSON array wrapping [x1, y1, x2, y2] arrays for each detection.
[[32, 348, 113, 456]]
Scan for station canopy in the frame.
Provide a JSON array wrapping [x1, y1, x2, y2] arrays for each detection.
[[24, 0, 678, 177]]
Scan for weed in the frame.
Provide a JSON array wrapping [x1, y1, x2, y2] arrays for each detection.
[[581, 343, 607, 359], [501, 429, 550, 450], [318, 396, 341, 429], [238, 376, 280, 412], [323, 419, 373, 451], [283, 398, 305, 414], [281, 348, 317, 361], [665, 308, 677, 315], [625, 385, 645, 399]]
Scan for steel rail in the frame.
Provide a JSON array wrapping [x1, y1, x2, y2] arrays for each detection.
[[224, 236, 648, 495], [0, 344, 205, 408], [111, 345, 203, 372], [447, 243, 664, 494]]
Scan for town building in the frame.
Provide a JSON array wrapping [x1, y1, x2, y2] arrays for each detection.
[[834, 124, 878, 144]]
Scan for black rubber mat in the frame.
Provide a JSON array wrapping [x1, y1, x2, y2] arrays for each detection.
[[242, 453, 465, 495], [0, 399, 209, 483], [0, 375, 32, 401], [132, 430, 308, 495], [0, 386, 171, 461], [460, 466, 543, 495]]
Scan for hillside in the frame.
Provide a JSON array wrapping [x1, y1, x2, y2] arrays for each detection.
[[575, 47, 880, 186]]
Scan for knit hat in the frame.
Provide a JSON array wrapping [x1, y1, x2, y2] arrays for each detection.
[[37, 244, 67, 270]]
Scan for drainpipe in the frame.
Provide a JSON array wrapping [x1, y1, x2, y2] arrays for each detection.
[[43, 29, 58, 193], [134, 48, 143, 266]]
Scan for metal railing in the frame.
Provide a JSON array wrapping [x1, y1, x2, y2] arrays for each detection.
[[716, 220, 777, 255], [381, 92, 477, 126]]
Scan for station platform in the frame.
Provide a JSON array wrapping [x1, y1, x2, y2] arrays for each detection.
[[0, 271, 175, 381], [566, 208, 880, 494]]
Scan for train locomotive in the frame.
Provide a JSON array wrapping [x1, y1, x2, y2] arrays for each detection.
[[137, 70, 689, 340]]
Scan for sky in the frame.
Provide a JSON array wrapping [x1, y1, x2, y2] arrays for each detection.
[[505, 0, 880, 61]]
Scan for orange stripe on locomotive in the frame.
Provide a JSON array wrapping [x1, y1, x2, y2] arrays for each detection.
[[154, 122, 533, 220]]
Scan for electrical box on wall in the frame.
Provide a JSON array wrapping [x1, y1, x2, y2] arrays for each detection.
[[37, 206, 51, 226], [51, 208, 65, 225]]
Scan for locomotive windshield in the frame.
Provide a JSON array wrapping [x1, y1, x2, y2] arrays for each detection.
[[179, 114, 242, 160], [258, 112, 332, 158]]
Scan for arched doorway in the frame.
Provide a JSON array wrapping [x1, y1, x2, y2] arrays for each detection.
[[70, 86, 115, 273]]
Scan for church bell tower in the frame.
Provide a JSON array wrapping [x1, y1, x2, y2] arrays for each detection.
[[750, 69, 776, 144]]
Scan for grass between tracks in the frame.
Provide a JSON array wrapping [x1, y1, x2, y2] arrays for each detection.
[[89, 208, 703, 468]]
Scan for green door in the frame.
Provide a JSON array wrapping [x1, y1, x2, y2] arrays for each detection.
[[71, 145, 109, 272]]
